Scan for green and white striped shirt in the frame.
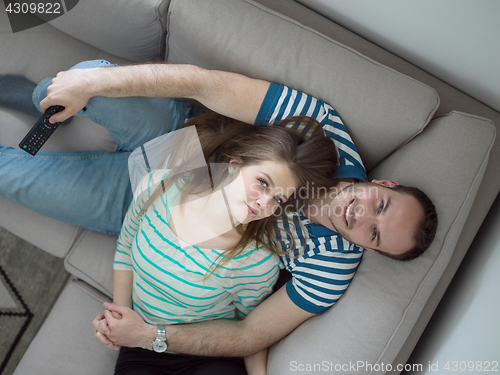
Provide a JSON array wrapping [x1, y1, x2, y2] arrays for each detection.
[[114, 170, 281, 325]]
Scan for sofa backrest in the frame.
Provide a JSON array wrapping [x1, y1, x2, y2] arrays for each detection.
[[165, 0, 440, 172], [41, 0, 171, 61]]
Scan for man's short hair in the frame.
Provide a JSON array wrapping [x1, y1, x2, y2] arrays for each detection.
[[376, 185, 437, 262]]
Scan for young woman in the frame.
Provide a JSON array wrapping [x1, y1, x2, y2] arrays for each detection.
[[104, 113, 338, 375]]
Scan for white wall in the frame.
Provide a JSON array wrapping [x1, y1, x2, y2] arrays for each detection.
[[296, 0, 500, 369], [296, 0, 500, 112]]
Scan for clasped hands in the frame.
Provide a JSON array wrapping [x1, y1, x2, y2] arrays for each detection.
[[92, 302, 156, 351]]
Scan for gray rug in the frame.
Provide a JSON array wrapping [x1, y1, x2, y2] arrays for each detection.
[[0, 227, 69, 375]]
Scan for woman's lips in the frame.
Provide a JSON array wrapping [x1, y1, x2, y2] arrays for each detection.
[[246, 203, 258, 217]]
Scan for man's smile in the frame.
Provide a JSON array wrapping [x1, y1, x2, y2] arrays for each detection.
[[344, 199, 355, 227]]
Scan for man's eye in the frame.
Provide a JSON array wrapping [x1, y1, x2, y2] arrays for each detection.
[[378, 202, 384, 212], [372, 229, 377, 241]]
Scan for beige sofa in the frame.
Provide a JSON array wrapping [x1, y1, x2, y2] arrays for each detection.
[[1, 0, 498, 374]]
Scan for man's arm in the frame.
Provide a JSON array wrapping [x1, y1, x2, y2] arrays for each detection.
[[165, 283, 315, 356], [40, 63, 270, 124], [103, 283, 315, 356]]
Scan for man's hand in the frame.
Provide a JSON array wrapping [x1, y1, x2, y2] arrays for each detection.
[[39, 69, 98, 123], [97, 302, 156, 349]]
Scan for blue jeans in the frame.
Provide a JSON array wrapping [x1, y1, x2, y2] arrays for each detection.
[[0, 60, 193, 235]]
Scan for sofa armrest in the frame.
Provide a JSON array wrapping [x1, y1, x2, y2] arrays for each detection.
[[64, 230, 116, 298]]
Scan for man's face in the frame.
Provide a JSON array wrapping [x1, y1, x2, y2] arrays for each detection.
[[326, 180, 424, 256]]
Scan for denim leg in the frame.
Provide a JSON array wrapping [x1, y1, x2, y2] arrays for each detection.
[[0, 59, 192, 234], [32, 60, 193, 152], [0, 146, 132, 235], [0, 75, 41, 117]]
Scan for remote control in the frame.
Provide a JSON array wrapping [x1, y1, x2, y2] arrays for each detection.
[[19, 105, 65, 156]]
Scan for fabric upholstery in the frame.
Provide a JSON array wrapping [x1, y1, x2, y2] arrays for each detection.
[[12, 279, 117, 375], [0, 9, 131, 82], [0, 196, 81, 258], [65, 230, 116, 296], [35, 0, 172, 62], [165, 0, 440, 171]]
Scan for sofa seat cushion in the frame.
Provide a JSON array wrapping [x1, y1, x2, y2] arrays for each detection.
[[13, 279, 117, 375], [267, 111, 496, 373], [0, 196, 83, 258], [165, 0, 440, 171]]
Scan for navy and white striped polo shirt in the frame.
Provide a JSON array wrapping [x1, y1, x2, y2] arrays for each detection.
[[256, 83, 367, 314]]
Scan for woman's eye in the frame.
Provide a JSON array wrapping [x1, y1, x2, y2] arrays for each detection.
[[259, 179, 268, 188], [378, 202, 384, 212], [275, 196, 283, 204]]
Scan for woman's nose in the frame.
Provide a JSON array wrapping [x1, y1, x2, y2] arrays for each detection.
[[256, 194, 273, 208]]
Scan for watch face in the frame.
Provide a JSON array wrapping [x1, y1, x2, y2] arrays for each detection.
[[153, 340, 167, 353]]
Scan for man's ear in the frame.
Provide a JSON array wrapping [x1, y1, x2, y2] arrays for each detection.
[[371, 179, 399, 188]]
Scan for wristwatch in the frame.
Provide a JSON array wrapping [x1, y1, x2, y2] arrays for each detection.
[[151, 324, 167, 353]]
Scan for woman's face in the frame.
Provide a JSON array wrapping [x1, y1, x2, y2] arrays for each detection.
[[224, 160, 299, 224]]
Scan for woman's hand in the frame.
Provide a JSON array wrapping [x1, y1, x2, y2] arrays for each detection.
[[244, 349, 268, 375], [92, 312, 121, 351], [98, 302, 157, 349]]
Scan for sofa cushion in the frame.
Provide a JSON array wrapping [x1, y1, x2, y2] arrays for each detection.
[[36, 0, 171, 62], [267, 111, 496, 373], [0, 196, 83, 258], [13, 279, 117, 375], [165, 0, 440, 171], [0, 8, 130, 82], [65, 230, 117, 297]]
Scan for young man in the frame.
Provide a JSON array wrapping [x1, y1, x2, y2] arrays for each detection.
[[38, 61, 436, 357]]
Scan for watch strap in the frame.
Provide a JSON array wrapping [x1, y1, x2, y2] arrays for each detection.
[[151, 324, 167, 352]]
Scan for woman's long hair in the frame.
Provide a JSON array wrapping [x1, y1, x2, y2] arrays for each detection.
[[138, 112, 338, 269]]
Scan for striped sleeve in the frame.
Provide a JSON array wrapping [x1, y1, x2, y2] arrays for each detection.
[[276, 214, 364, 314], [114, 170, 167, 271], [256, 83, 367, 182], [284, 246, 363, 314]]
